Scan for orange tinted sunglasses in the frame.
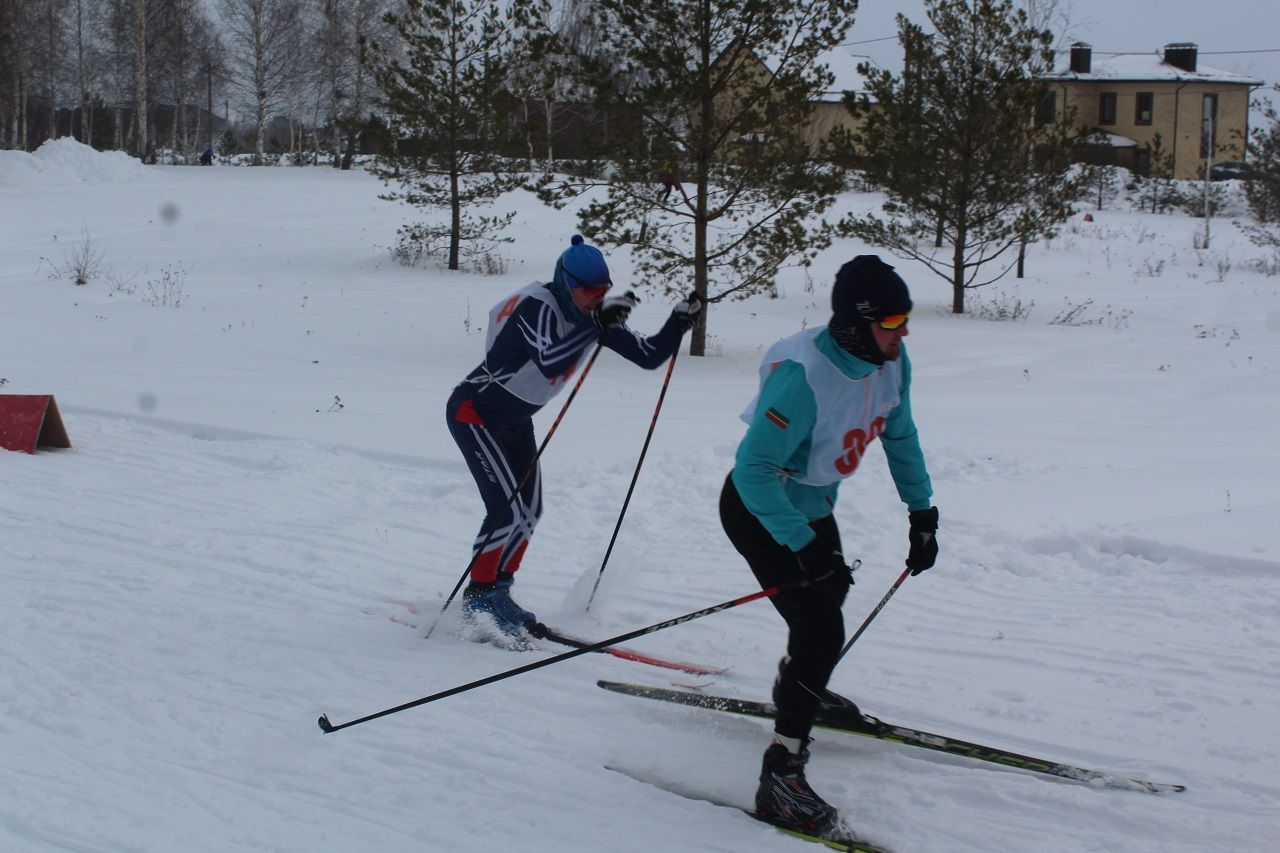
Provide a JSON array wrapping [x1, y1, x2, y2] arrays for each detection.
[[578, 284, 611, 299], [877, 313, 909, 331]]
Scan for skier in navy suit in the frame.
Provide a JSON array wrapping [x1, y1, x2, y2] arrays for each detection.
[[446, 235, 702, 637]]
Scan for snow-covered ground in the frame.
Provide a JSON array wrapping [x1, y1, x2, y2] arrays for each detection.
[[2, 139, 1278, 852]]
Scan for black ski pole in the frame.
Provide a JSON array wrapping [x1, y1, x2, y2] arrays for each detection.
[[585, 350, 679, 610], [424, 340, 605, 639], [835, 566, 911, 665], [318, 574, 821, 734]]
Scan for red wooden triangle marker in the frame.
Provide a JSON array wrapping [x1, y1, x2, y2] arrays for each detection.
[[0, 395, 72, 454]]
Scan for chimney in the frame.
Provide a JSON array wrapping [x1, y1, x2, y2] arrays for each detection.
[[1069, 43, 1092, 74], [1163, 43, 1198, 73]]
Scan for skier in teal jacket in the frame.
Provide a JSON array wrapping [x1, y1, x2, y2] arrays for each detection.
[[719, 255, 939, 836]]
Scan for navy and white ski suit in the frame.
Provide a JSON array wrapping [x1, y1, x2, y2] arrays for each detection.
[[446, 279, 684, 582]]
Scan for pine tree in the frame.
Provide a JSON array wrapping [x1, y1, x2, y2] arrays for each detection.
[[844, 0, 1080, 314], [537, 0, 857, 356], [366, 0, 540, 271], [1245, 99, 1280, 240], [1080, 163, 1118, 212], [1140, 132, 1179, 214]]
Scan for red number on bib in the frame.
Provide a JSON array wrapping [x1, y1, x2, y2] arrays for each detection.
[[834, 416, 886, 476]]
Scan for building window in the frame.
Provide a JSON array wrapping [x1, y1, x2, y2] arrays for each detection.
[[1135, 92, 1153, 125], [1099, 92, 1117, 126], [1201, 93, 1219, 159], [1036, 91, 1057, 126]]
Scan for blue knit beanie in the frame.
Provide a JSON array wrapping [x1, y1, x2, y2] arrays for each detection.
[[554, 235, 611, 289]]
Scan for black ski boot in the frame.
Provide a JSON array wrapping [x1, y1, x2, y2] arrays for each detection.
[[755, 742, 840, 835], [772, 656, 865, 722]]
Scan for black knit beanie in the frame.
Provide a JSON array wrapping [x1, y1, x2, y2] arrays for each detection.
[[828, 255, 912, 365]]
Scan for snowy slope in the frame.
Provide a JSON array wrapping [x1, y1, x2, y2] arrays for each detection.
[[2, 141, 1278, 852]]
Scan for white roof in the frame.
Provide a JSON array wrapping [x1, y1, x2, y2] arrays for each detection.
[[759, 47, 872, 101], [1083, 129, 1139, 148], [1043, 51, 1264, 85], [815, 47, 872, 100]]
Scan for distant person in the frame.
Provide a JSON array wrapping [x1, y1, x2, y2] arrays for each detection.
[[719, 255, 939, 836], [446, 235, 703, 641], [639, 162, 680, 242], [658, 161, 679, 202], [199, 147, 214, 166]]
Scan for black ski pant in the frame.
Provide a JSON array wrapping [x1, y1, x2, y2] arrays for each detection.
[[719, 472, 849, 742]]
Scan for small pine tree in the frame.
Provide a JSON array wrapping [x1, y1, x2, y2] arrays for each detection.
[[1245, 99, 1280, 240], [365, 0, 542, 271], [537, 0, 857, 356], [1141, 132, 1180, 214], [1080, 163, 1119, 211], [844, 0, 1081, 314]]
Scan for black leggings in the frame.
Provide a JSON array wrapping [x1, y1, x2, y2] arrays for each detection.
[[719, 472, 848, 741]]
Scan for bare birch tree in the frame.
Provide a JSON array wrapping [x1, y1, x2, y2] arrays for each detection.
[[1, 0, 35, 149], [307, 0, 390, 168], [130, 0, 150, 156], [218, 0, 303, 163]]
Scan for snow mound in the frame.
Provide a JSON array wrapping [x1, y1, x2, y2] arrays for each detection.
[[0, 137, 154, 186]]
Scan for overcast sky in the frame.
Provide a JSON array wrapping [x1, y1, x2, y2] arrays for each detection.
[[850, 0, 1280, 90]]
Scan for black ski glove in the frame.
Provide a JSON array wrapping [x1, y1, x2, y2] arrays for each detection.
[[906, 506, 939, 575], [671, 289, 705, 332], [594, 291, 639, 329], [795, 537, 853, 598]]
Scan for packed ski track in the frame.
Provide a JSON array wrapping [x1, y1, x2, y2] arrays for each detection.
[[2, 140, 1279, 851]]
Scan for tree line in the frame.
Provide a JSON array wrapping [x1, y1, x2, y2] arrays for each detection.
[[365, 0, 1092, 353], [0, 0, 1099, 348], [6, 0, 1278, 356], [0, 0, 394, 165]]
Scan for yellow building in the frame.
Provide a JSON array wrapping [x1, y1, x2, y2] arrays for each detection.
[[751, 47, 870, 160], [799, 48, 870, 151], [1040, 43, 1264, 179]]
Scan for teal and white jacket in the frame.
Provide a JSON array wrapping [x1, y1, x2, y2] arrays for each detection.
[[732, 327, 932, 552]]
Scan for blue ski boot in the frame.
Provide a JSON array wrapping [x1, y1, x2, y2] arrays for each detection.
[[463, 574, 538, 637]]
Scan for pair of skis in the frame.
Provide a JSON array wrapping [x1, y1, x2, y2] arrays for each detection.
[[599, 680, 1184, 853], [374, 601, 1184, 851], [598, 680, 1186, 796], [378, 599, 1184, 796]]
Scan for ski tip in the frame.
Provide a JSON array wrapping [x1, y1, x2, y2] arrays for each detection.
[[1141, 780, 1187, 794], [317, 714, 335, 733]]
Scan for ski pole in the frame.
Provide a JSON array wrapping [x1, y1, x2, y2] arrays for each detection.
[[425, 340, 605, 638], [834, 566, 911, 665], [585, 349, 679, 610], [319, 574, 822, 734]]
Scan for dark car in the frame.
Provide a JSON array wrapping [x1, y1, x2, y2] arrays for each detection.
[[1210, 160, 1253, 181]]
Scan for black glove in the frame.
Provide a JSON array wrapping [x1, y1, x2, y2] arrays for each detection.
[[594, 291, 639, 329], [795, 537, 853, 596], [906, 506, 939, 575], [671, 289, 705, 332]]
